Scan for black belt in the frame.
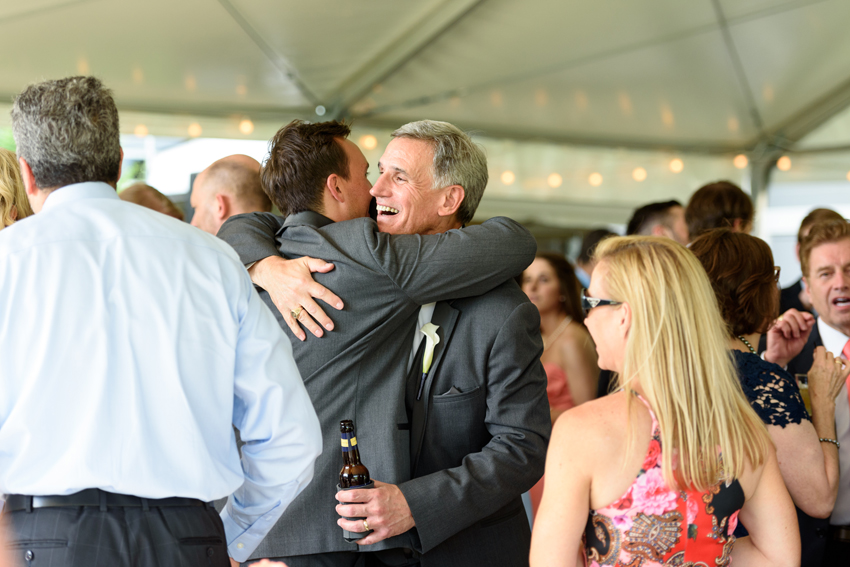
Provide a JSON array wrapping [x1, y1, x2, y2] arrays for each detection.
[[829, 524, 850, 542], [3, 488, 209, 513]]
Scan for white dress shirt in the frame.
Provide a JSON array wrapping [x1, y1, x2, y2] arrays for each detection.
[[817, 318, 850, 525], [0, 182, 322, 562]]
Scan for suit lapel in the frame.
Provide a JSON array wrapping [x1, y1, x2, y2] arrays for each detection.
[[410, 301, 458, 472]]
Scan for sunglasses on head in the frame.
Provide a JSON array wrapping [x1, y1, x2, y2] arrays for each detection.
[[581, 288, 622, 316]]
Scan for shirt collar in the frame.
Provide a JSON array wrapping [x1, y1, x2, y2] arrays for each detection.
[[818, 317, 849, 354], [41, 182, 119, 213], [280, 211, 335, 233]]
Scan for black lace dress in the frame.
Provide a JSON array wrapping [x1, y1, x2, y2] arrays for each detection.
[[731, 350, 824, 567]]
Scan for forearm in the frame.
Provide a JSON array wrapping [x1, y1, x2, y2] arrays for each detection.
[[811, 403, 840, 505]]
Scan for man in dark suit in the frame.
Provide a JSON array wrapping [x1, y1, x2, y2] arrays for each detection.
[[765, 220, 850, 567], [219, 120, 549, 566]]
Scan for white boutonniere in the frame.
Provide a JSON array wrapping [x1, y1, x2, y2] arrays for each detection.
[[416, 322, 440, 401], [420, 322, 441, 375]]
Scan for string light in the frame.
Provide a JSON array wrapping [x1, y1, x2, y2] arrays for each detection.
[[589, 172, 603, 186], [187, 122, 202, 137], [501, 171, 515, 185], [547, 173, 562, 188], [669, 159, 684, 173], [359, 135, 378, 150], [239, 119, 254, 135], [134, 124, 148, 138], [733, 154, 749, 169], [777, 156, 792, 171], [632, 167, 647, 182]]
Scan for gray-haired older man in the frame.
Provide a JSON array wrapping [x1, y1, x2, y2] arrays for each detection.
[[0, 76, 321, 567], [219, 119, 549, 567]]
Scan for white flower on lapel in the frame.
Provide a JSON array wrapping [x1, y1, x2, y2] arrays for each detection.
[[420, 322, 441, 375]]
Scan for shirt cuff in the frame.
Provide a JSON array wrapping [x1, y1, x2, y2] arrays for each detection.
[[220, 502, 282, 563]]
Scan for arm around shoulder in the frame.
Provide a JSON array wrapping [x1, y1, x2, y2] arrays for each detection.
[[218, 212, 285, 266], [366, 216, 537, 304]]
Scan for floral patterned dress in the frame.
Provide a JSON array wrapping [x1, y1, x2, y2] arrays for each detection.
[[584, 396, 744, 567]]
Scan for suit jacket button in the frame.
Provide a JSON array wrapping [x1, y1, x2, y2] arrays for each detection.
[[25, 550, 34, 561]]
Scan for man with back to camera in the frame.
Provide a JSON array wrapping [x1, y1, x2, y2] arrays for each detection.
[[0, 76, 321, 567], [625, 199, 689, 245], [218, 119, 550, 566], [190, 154, 272, 236]]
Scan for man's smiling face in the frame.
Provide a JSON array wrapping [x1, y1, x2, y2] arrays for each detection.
[[369, 137, 448, 236]]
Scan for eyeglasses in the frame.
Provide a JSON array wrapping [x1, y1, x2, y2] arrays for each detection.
[[581, 288, 622, 316]]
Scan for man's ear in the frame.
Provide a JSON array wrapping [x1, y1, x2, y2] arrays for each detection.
[[437, 185, 465, 218], [116, 147, 124, 185], [18, 157, 38, 196], [214, 193, 230, 221], [650, 225, 669, 238], [802, 276, 811, 301], [795, 242, 801, 263], [326, 174, 344, 203]]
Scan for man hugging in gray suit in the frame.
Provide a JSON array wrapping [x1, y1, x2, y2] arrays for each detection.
[[219, 119, 550, 567]]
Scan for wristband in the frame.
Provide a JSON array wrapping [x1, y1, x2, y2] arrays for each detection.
[[819, 438, 840, 449]]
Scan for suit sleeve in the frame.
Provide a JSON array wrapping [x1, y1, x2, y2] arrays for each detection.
[[365, 217, 537, 304], [217, 212, 285, 266], [396, 301, 551, 553]]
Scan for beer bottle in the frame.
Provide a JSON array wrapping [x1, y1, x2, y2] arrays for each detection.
[[339, 420, 370, 488]]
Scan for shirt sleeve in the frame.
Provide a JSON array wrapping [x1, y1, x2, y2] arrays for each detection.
[[219, 270, 322, 562]]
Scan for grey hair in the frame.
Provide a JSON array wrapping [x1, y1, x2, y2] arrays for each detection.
[[11, 76, 121, 190], [391, 120, 487, 225]]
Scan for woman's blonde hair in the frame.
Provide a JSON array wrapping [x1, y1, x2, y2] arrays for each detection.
[[0, 148, 33, 228], [595, 236, 770, 490]]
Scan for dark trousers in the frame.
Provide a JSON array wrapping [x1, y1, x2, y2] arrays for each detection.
[[4, 500, 228, 567]]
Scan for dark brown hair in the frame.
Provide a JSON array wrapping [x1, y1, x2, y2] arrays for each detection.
[[798, 208, 844, 245], [685, 181, 753, 239], [689, 228, 777, 336], [261, 120, 351, 216], [800, 219, 850, 278], [533, 251, 585, 324]]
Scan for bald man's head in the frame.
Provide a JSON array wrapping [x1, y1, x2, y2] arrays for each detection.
[[120, 183, 184, 220], [190, 154, 271, 235]]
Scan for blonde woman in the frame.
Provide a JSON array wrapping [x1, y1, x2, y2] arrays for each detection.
[[530, 237, 798, 567], [0, 148, 32, 229]]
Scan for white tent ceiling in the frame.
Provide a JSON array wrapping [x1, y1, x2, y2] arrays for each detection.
[[0, 0, 849, 226]]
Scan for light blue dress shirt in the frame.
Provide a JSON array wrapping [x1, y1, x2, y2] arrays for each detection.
[[0, 182, 322, 562]]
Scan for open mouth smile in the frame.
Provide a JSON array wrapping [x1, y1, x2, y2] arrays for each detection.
[[376, 205, 399, 215]]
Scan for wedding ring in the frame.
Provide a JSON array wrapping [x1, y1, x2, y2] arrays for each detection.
[[777, 316, 783, 322], [290, 306, 303, 319], [363, 519, 370, 531]]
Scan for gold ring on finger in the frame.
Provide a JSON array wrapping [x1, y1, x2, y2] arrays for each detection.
[[363, 519, 370, 531], [290, 306, 303, 319]]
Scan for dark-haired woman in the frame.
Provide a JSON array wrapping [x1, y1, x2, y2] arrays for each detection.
[[691, 228, 849, 567], [522, 252, 598, 517]]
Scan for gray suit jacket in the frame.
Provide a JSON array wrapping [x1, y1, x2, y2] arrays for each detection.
[[400, 289, 550, 567], [217, 211, 537, 559]]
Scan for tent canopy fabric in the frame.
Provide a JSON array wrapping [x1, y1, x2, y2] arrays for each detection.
[[2, 0, 849, 153]]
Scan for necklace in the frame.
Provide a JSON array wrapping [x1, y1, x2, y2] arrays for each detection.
[[737, 335, 756, 354], [543, 316, 572, 351]]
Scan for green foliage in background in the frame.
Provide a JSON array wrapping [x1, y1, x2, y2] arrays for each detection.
[[0, 128, 15, 152], [117, 160, 146, 192]]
